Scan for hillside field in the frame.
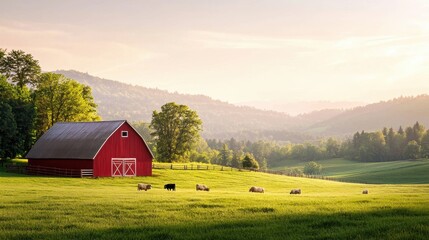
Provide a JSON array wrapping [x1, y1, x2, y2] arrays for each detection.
[[270, 158, 429, 184], [1, 167, 428, 240]]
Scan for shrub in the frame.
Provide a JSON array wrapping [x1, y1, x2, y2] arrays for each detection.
[[304, 161, 322, 175], [285, 167, 304, 176], [242, 154, 259, 170]]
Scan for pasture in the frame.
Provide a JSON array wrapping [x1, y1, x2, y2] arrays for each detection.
[[1, 168, 428, 239], [271, 158, 429, 184]]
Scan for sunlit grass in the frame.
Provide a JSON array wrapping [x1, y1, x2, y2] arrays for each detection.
[[0, 168, 428, 239], [271, 158, 429, 184]]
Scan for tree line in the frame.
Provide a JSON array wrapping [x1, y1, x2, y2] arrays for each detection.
[[139, 103, 429, 169], [346, 122, 429, 161], [201, 122, 429, 167], [0, 49, 100, 159]]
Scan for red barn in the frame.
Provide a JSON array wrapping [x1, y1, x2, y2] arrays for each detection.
[[25, 120, 153, 177]]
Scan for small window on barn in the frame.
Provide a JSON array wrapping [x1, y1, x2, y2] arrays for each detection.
[[121, 131, 128, 138]]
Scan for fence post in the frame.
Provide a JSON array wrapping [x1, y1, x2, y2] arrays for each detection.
[[171, 164, 173, 169]]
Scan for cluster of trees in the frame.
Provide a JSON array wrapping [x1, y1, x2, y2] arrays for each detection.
[[345, 122, 429, 161], [0, 49, 100, 159]]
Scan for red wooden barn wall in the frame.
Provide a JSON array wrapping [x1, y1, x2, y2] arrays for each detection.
[[93, 122, 152, 177], [28, 159, 92, 169]]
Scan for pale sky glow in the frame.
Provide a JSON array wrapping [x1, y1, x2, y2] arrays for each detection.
[[1, 0, 429, 113]]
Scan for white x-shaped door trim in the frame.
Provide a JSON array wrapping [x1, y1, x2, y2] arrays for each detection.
[[112, 160, 123, 176], [123, 160, 136, 176], [111, 158, 136, 177]]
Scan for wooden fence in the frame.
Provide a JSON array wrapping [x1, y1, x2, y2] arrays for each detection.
[[152, 163, 234, 171], [4, 164, 27, 174], [4, 164, 93, 178]]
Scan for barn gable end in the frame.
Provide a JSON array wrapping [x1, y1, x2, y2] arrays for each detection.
[[93, 122, 153, 177]]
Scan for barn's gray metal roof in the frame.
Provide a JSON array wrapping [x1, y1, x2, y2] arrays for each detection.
[[26, 120, 126, 159]]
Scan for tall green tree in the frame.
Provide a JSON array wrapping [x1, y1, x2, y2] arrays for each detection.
[[150, 102, 202, 162], [34, 73, 100, 137], [0, 50, 38, 156], [0, 100, 17, 159], [10, 87, 35, 154], [218, 143, 232, 166], [0, 74, 35, 158], [398, 126, 405, 136], [421, 130, 429, 158], [325, 138, 340, 158], [412, 121, 425, 144], [0, 49, 41, 88], [405, 126, 415, 143], [231, 150, 243, 168]]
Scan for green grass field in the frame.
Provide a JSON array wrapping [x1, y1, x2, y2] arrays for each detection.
[[270, 158, 429, 184], [1, 167, 428, 240]]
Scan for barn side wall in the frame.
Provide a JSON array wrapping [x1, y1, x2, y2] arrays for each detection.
[[93, 123, 152, 177], [28, 159, 93, 169]]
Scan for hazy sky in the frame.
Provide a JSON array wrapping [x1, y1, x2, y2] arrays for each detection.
[[1, 0, 429, 106]]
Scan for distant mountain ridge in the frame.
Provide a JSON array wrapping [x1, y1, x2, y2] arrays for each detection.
[[55, 70, 429, 140], [55, 70, 300, 140], [307, 95, 429, 135]]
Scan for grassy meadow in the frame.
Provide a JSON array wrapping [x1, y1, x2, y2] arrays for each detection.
[[270, 158, 429, 184], [1, 165, 429, 240]]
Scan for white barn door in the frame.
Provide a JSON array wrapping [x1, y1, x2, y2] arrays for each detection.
[[111, 158, 136, 177]]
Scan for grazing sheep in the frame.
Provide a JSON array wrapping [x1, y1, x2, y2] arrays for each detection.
[[196, 184, 210, 191], [164, 183, 176, 191], [290, 189, 301, 194], [249, 186, 264, 193], [137, 183, 152, 191], [362, 189, 368, 194]]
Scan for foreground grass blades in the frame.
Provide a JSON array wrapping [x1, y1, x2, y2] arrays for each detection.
[[1, 169, 428, 239]]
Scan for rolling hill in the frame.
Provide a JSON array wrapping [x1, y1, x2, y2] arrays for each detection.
[[306, 95, 429, 136], [271, 158, 429, 184], [56, 70, 429, 140]]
